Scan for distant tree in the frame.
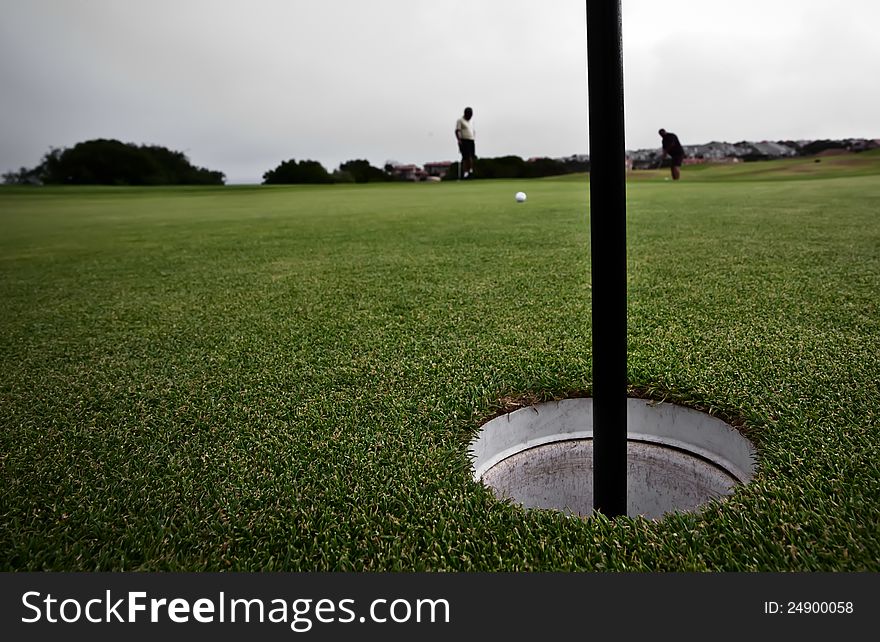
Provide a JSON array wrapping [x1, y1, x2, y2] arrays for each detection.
[[16, 139, 225, 185], [331, 169, 356, 183], [338, 159, 389, 183], [799, 139, 844, 156], [44, 139, 160, 184], [262, 159, 333, 184], [475, 155, 527, 179], [139, 144, 225, 185], [560, 157, 590, 173], [523, 157, 567, 178], [3, 166, 43, 185], [443, 161, 460, 180]]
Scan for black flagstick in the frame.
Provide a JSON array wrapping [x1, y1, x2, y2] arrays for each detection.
[[586, 0, 628, 517]]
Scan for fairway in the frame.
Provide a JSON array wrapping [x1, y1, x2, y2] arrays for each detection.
[[1, 160, 879, 571]]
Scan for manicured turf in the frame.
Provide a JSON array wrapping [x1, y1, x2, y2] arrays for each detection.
[[1, 157, 879, 571]]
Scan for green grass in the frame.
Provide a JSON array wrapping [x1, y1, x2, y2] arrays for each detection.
[[2, 155, 879, 571]]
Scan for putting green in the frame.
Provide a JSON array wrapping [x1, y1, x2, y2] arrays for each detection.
[[1, 157, 879, 570]]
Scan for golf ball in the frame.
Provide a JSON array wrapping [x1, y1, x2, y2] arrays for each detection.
[[515, 191, 527, 203]]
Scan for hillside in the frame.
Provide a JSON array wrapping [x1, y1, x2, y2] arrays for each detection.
[[625, 148, 880, 182]]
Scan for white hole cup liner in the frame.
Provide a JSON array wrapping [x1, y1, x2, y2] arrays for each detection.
[[470, 397, 757, 519]]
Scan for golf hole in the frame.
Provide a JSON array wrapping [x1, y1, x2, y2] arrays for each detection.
[[470, 397, 756, 519]]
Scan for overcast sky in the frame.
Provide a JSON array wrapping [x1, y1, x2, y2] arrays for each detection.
[[2, 0, 879, 184]]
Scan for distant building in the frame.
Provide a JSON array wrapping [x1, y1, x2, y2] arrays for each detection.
[[851, 139, 880, 152], [560, 154, 590, 163], [752, 141, 797, 157], [389, 163, 425, 181], [424, 161, 452, 178]]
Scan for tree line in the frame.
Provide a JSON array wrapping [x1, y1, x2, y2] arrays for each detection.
[[4, 139, 592, 186], [262, 155, 590, 184], [262, 158, 391, 184], [7, 136, 875, 187]]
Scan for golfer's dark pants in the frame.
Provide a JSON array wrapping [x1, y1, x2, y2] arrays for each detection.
[[459, 139, 475, 161]]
